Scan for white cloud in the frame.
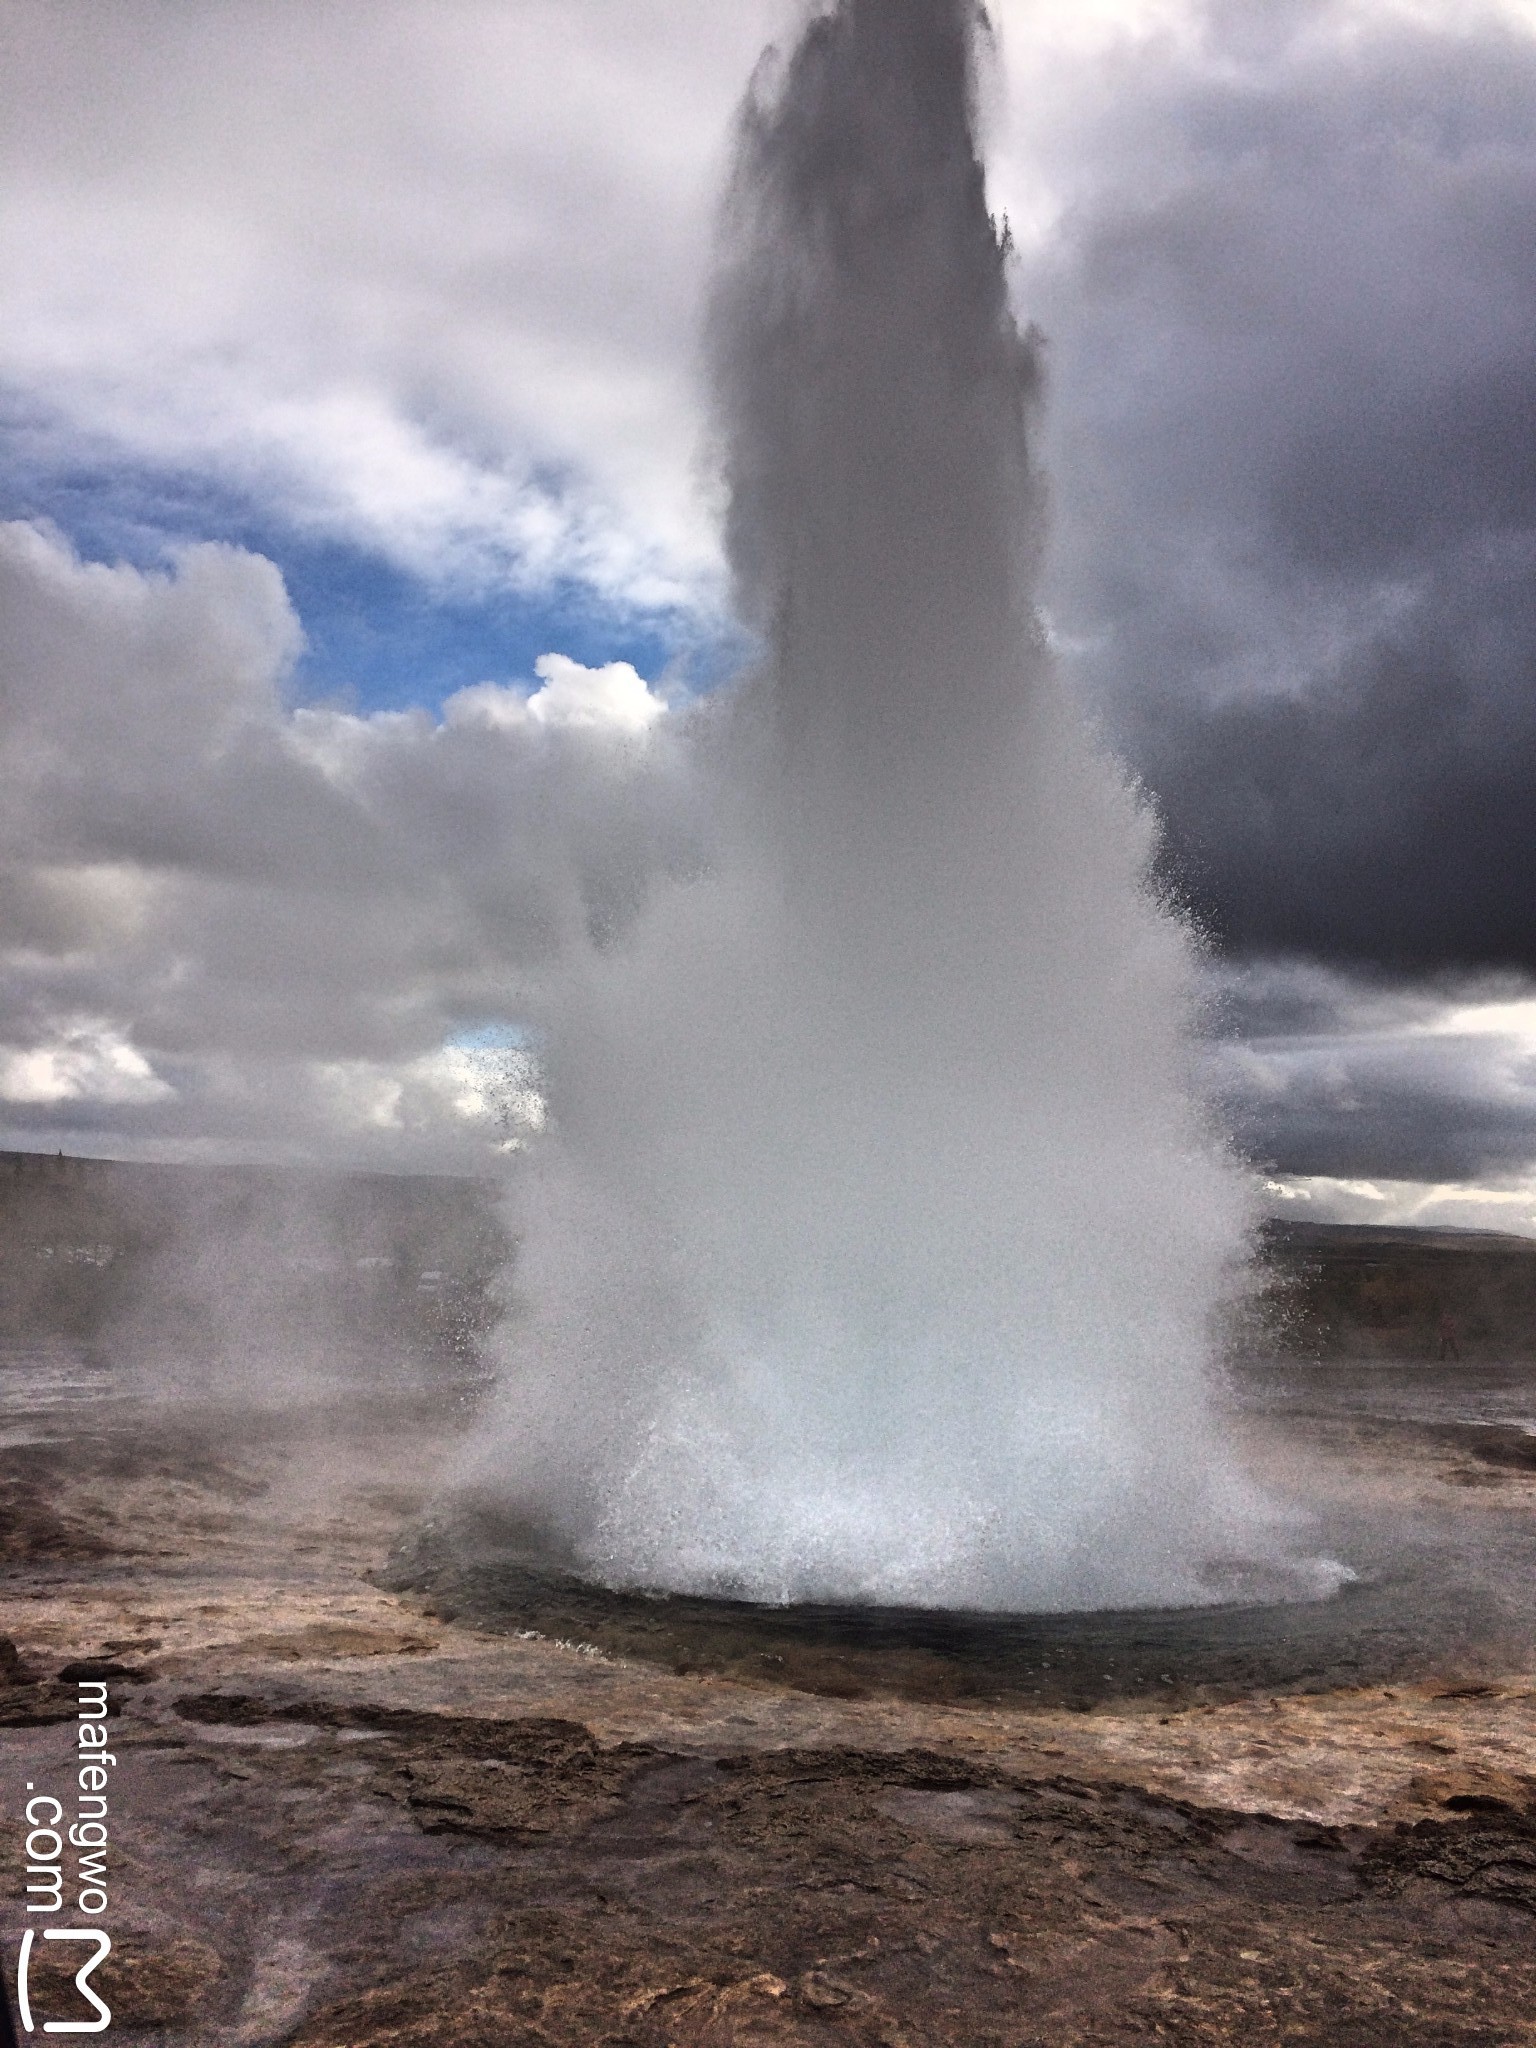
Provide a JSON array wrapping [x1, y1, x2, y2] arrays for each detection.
[[0, 0, 796, 610], [8, 0, 1523, 617], [447, 654, 667, 736], [0, 1019, 173, 1107], [0, 517, 690, 1163], [1264, 1170, 1536, 1235], [1424, 995, 1536, 1043]]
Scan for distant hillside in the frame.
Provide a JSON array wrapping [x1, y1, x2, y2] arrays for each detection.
[[1257, 1218, 1536, 1360], [0, 1149, 509, 1367], [7, 1151, 1534, 1366]]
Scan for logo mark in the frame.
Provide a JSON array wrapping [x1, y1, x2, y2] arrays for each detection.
[[16, 1929, 112, 2035]]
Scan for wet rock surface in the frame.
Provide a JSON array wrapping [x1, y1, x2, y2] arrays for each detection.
[[15, 1682, 1536, 2046], [2, 1357, 1534, 2043]]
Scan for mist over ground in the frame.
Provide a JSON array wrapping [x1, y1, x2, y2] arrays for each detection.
[[0, 1149, 505, 1398]]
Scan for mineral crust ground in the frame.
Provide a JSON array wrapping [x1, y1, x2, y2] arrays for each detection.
[[3, 1352, 1534, 2046]]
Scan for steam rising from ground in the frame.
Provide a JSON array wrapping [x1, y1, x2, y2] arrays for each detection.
[[481, 0, 1300, 1610]]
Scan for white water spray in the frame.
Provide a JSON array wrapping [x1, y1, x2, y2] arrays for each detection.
[[481, 0, 1306, 1610]]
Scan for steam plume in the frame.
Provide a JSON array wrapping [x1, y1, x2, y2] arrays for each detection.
[[479, 0, 1298, 1609]]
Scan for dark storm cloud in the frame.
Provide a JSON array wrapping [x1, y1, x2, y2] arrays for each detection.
[[1217, 1025, 1536, 1184], [1200, 960, 1536, 1187], [1149, 558, 1536, 968], [1204, 958, 1441, 1046], [1031, 9, 1536, 971]]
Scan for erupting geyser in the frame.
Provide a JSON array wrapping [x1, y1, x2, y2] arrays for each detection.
[[482, 0, 1307, 1609]]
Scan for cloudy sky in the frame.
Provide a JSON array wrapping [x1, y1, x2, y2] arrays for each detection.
[[3, 0, 1536, 1231]]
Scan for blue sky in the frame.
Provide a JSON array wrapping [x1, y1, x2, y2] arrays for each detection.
[[0, 420, 714, 716]]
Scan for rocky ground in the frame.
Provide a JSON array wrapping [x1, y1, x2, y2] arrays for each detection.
[[2, 1369, 1534, 2045]]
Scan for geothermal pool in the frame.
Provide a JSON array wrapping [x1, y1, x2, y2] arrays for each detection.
[[7, 1337, 1534, 1719], [389, 1356, 1536, 1710]]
